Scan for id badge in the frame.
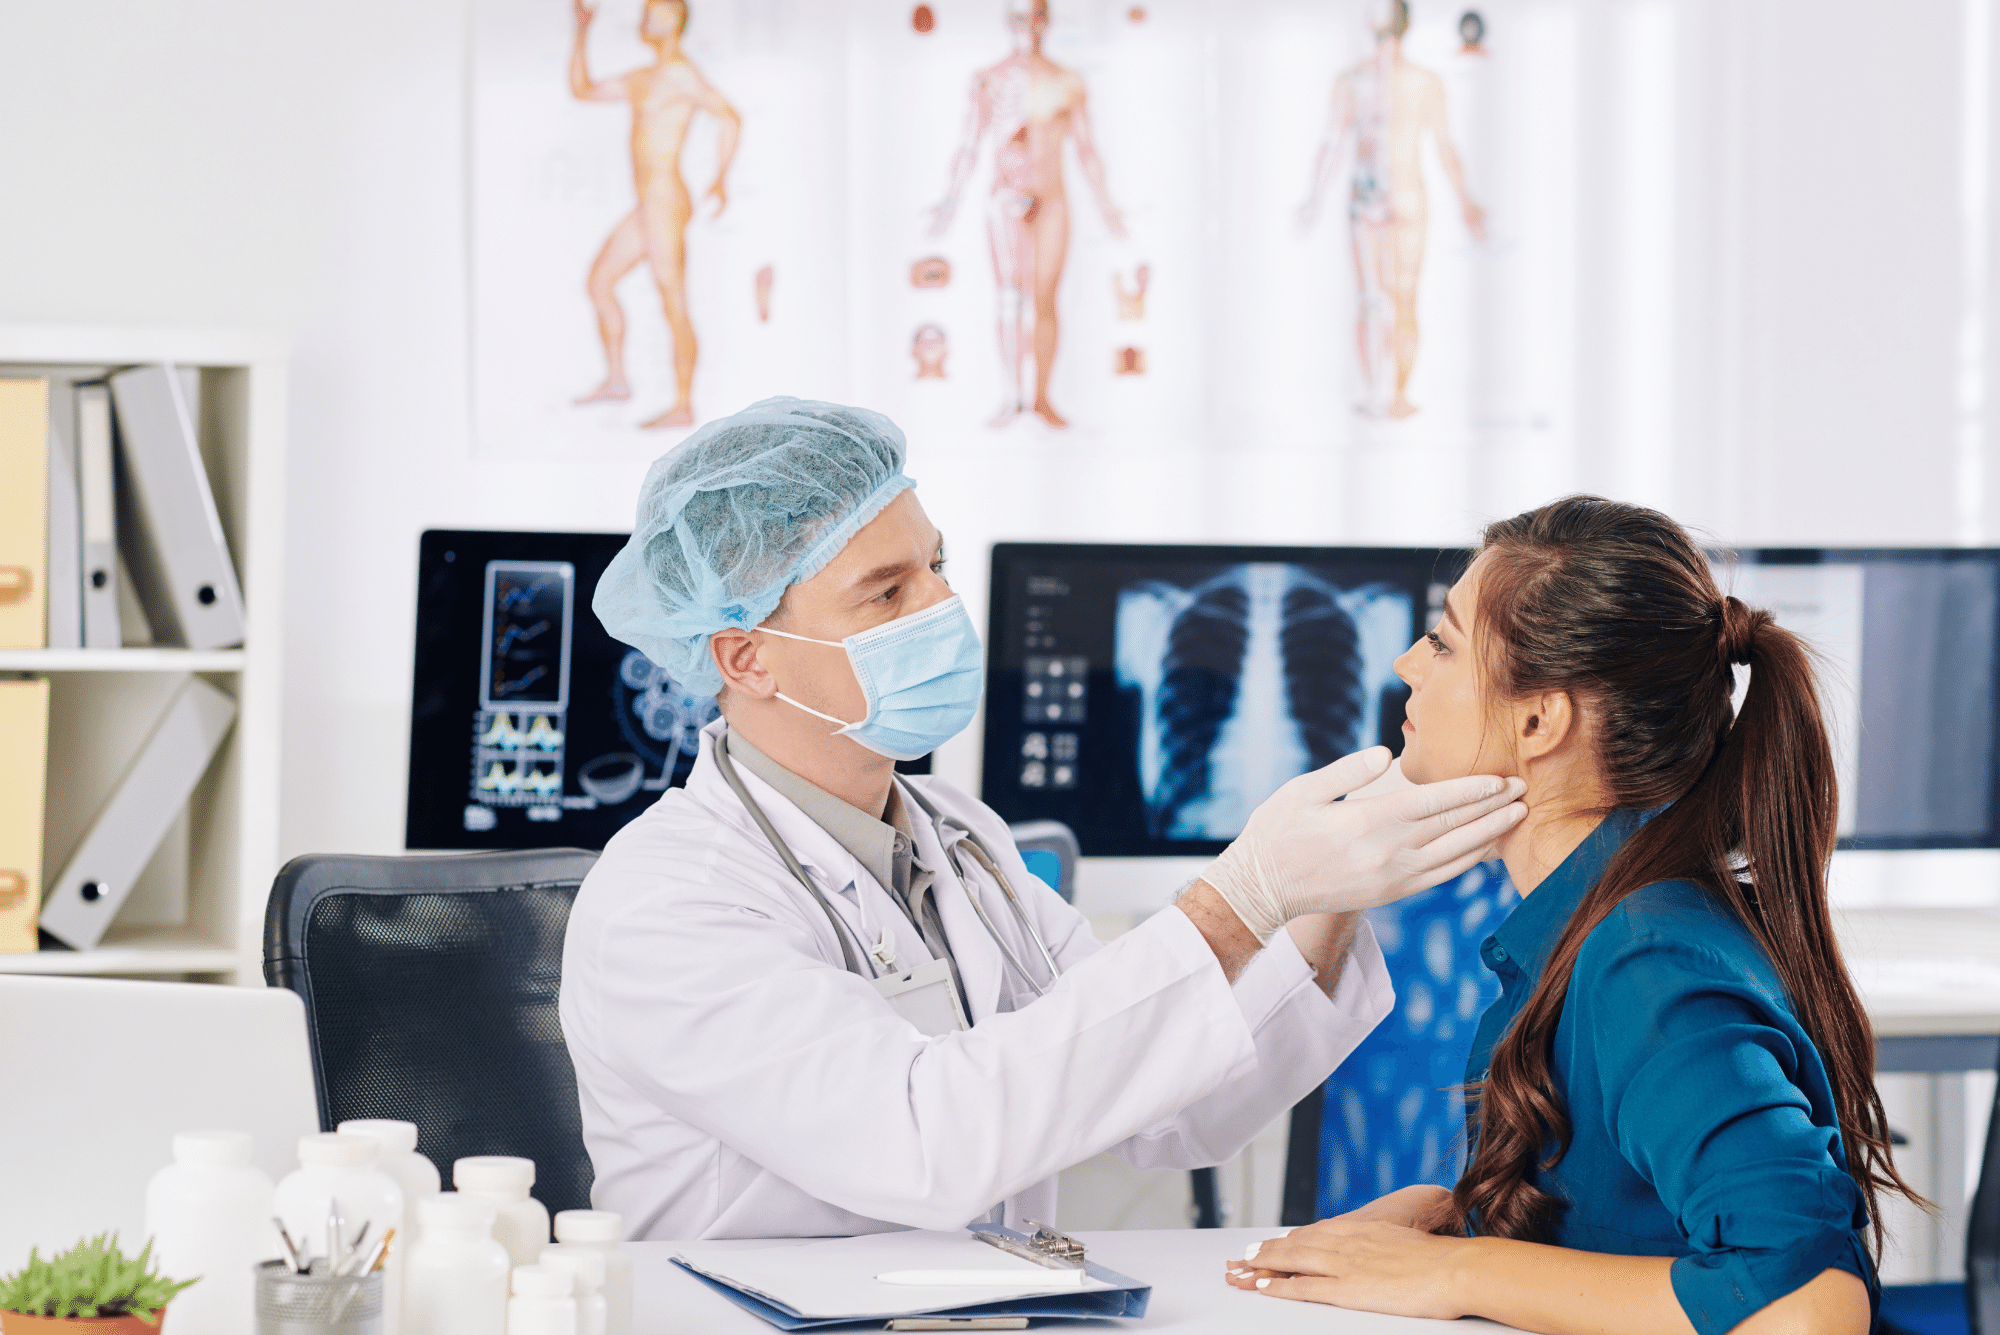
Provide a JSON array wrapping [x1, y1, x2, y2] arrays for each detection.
[[871, 956, 970, 1037]]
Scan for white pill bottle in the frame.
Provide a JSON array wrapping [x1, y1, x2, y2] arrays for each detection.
[[339, 1119, 442, 1240], [506, 1265, 576, 1335], [404, 1194, 510, 1335], [145, 1129, 276, 1335], [275, 1131, 407, 1334], [452, 1157, 549, 1267], [539, 1246, 607, 1335], [551, 1211, 630, 1335]]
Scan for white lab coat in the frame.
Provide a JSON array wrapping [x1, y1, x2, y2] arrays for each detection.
[[558, 719, 1393, 1241]]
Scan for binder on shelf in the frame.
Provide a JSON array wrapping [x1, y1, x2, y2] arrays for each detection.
[[0, 379, 50, 650], [76, 382, 123, 650], [0, 364, 116, 651], [0, 678, 50, 952], [40, 676, 237, 951], [109, 363, 244, 651]]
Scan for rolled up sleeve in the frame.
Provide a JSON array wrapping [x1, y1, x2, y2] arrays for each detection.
[[1577, 936, 1872, 1335]]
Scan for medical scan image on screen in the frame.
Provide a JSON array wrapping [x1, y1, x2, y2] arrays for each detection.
[[407, 530, 721, 850], [986, 544, 1449, 856], [1115, 566, 1412, 841]]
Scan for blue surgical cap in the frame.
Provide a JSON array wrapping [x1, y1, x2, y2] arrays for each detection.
[[594, 396, 916, 694]]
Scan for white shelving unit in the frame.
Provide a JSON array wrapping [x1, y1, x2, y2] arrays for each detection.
[[0, 326, 286, 985]]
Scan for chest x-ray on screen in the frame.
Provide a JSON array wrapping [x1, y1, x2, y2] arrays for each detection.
[[1116, 565, 1411, 841]]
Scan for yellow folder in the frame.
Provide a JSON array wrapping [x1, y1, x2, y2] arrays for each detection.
[[0, 677, 50, 951], [0, 379, 50, 649]]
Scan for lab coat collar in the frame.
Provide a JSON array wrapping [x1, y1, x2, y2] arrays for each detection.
[[688, 720, 935, 974]]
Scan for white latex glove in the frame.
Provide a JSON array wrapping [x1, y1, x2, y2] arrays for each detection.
[[1202, 747, 1527, 943]]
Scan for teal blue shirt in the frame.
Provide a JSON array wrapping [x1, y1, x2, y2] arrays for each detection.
[[1466, 810, 1878, 1335]]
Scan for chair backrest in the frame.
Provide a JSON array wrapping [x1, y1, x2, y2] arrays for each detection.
[[1972, 1051, 2000, 1333], [1007, 820, 1080, 903], [1283, 860, 1516, 1224], [263, 849, 600, 1214], [0, 975, 319, 1272]]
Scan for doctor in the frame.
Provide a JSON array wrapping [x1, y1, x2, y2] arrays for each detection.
[[560, 398, 1526, 1241]]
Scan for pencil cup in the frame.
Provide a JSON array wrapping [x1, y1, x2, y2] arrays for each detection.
[[255, 1260, 384, 1335]]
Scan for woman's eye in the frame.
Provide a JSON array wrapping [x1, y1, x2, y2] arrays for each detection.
[[1426, 630, 1448, 654]]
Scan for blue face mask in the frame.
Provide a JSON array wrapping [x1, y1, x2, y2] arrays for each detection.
[[757, 595, 986, 761]]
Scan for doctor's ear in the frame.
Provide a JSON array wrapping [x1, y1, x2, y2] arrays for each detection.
[[712, 629, 779, 700]]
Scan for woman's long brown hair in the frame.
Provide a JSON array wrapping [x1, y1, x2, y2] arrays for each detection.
[[1434, 496, 1921, 1251]]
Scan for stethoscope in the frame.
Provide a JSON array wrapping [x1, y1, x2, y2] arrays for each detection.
[[712, 736, 1063, 998]]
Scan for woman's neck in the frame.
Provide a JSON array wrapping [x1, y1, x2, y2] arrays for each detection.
[[1498, 778, 1610, 895]]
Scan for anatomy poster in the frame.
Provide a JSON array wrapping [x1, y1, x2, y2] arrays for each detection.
[[470, 0, 1579, 458], [471, 0, 849, 458]]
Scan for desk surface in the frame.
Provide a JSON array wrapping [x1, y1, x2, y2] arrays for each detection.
[[1840, 908, 2000, 1038], [630, 1229, 1513, 1333]]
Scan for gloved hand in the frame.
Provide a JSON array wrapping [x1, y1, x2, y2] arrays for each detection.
[[1201, 747, 1527, 943]]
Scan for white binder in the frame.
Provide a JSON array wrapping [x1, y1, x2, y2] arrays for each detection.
[[109, 363, 245, 650], [76, 382, 123, 649], [41, 676, 237, 950]]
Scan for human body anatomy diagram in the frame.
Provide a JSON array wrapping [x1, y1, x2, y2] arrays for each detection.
[[929, 0, 1127, 429], [1116, 564, 1410, 841], [1298, 0, 1483, 421], [569, 0, 741, 429]]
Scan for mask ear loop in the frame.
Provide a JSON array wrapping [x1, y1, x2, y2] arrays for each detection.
[[753, 626, 867, 731]]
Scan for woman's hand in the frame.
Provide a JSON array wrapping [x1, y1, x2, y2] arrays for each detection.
[[1223, 1213, 1473, 1320]]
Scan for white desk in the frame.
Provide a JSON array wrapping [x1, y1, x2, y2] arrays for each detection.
[[629, 1228, 1514, 1333]]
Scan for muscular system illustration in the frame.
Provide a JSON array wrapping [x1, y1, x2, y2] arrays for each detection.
[[1299, 0, 1483, 421], [930, 0, 1127, 429], [570, 0, 741, 429]]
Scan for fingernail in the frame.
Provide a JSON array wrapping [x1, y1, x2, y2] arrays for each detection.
[[1256, 1278, 1271, 1290], [1244, 1241, 1261, 1259]]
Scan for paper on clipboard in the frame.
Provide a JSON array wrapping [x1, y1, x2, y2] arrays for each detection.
[[672, 1228, 1149, 1330]]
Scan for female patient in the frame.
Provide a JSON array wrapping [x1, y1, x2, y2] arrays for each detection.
[[1228, 497, 1919, 1334]]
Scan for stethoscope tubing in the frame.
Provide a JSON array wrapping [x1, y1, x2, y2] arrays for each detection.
[[715, 736, 1063, 997]]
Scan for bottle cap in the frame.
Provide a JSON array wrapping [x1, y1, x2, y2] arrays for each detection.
[[553, 1210, 622, 1244], [455, 1155, 535, 1192], [337, 1119, 419, 1157], [298, 1132, 380, 1169], [511, 1264, 571, 1298], [173, 1129, 254, 1167], [540, 1244, 606, 1291], [419, 1192, 499, 1233]]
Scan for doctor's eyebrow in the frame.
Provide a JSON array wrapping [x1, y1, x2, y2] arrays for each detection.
[[850, 539, 946, 592]]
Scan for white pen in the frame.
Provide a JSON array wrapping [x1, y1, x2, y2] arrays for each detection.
[[876, 1270, 1087, 1288]]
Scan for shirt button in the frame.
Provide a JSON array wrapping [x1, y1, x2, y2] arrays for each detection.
[[1489, 944, 1510, 964]]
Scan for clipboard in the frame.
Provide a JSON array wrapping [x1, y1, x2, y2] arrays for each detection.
[[671, 1226, 1151, 1331]]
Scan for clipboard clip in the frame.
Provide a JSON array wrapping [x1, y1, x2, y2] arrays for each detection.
[[971, 1222, 1086, 1270]]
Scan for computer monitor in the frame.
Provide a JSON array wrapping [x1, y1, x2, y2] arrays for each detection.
[[1723, 548, 2000, 850], [406, 529, 721, 850], [985, 542, 2000, 857], [982, 543, 1467, 857]]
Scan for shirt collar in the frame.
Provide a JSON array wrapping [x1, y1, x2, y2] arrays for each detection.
[[722, 728, 905, 894], [1488, 808, 1647, 978]]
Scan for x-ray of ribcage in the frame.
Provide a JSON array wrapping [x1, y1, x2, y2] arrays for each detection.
[[1116, 564, 1412, 841]]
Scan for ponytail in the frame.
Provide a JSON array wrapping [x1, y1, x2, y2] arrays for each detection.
[[1434, 499, 1919, 1252]]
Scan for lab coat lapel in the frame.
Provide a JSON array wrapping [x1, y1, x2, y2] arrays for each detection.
[[903, 780, 1007, 1024]]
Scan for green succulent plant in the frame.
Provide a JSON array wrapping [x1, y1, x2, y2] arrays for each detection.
[[0, 1232, 197, 1323]]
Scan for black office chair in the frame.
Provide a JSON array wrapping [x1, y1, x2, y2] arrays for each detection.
[[1972, 1073, 2000, 1334], [263, 849, 600, 1214]]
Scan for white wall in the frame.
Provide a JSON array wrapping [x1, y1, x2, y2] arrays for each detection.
[[2, 0, 1994, 864]]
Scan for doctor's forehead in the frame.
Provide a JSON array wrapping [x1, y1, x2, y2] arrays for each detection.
[[813, 490, 943, 593]]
